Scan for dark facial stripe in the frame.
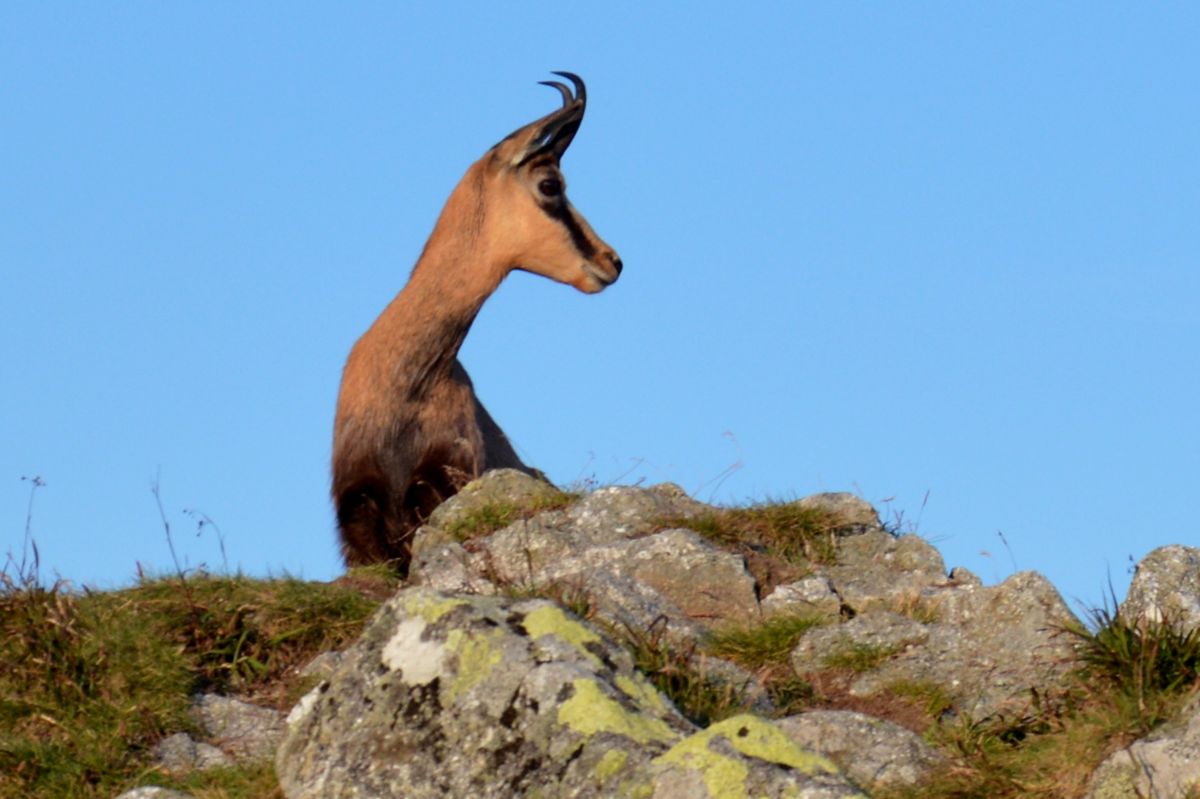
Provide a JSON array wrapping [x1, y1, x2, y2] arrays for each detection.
[[540, 201, 597, 259]]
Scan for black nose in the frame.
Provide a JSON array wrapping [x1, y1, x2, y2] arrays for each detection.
[[610, 254, 623, 275]]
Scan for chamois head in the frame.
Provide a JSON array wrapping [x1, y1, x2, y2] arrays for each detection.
[[480, 72, 623, 293]]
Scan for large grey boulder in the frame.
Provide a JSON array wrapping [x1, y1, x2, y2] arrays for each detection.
[[1121, 545, 1200, 631], [411, 472, 760, 639], [276, 587, 865, 799], [790, 570, 1080, 720]]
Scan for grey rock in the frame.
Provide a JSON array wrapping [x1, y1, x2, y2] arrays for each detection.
[[298, 650, 344, 681], [411, 539, 499, 595], [190, 693, 285, 762], [622, 528, 759, 626], [776, 709, 945, 789], [565, 484, 700, 541], [823, 532, 949, 614], [796, 492, 883, 537], [948, 566, 983, 587], [791, 611, 930, 675], [152, 731, 233, 774], [276, 587, 864, 799], [1121, 545, 1200, 631], [1087, 694, 1200, 798], [762, 575, 843, 621], [842, 572, 1080, 719], [411, 482, 762, 638]]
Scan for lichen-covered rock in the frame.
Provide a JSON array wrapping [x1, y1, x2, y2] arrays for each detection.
[[776, 709, 945, 790], [276, 587, 864, 799], [650, 715, 863, 799], [1087, 694, 1200, 798], [1120, 545, 1200, 631]]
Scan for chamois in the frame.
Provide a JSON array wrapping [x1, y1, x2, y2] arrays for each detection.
[[332, 73, 622, 572]]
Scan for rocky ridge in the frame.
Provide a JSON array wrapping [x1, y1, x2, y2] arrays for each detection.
[[115, 470, 1200, 798]]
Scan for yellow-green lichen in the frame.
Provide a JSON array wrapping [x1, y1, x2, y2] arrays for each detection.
[[594, 748, 629, 782], [444, 627, 504, 702], [557, 678, 677, 745], [523, 605, 603, 665], [711, 715, 837, 774], [402, 591, 467, 624], [654, 714, 838, 799], [616, 674, 666, 712]]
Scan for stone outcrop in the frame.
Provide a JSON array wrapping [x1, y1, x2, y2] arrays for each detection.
[[120, 470, 1200, 798], [275, 587, 864, 798]]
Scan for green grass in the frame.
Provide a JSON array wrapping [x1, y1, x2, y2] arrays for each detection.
[[709, 614, 827, 670], [666, 501, 845, 565], [0, 568, 390, 799]]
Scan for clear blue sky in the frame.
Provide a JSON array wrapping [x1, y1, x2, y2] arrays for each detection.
[[3, 4, 1197, 610]]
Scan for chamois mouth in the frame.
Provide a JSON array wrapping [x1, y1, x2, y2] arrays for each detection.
[[584, 261, 618, 288]]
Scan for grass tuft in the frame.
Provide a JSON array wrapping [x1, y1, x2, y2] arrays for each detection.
[[667, 501, 843, 565], [442, 490, 578, 541], [708, 614, 826, 670], [1068, 601, 1200, 735]]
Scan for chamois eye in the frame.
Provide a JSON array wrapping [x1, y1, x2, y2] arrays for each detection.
[[538, 178, 563, 198]]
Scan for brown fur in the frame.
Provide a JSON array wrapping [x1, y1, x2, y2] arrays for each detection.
[[332, 75, 621, 573]]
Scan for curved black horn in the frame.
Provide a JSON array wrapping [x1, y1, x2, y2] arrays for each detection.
[[550, 71, 586, 106], [509, 72, 588, 166], [538, 80, 574, 107]]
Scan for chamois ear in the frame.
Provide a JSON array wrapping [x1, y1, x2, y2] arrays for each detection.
[[510, 71, 587, 166]]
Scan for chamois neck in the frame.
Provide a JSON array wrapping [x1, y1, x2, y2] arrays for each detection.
[[369, 166, 506, 391]]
